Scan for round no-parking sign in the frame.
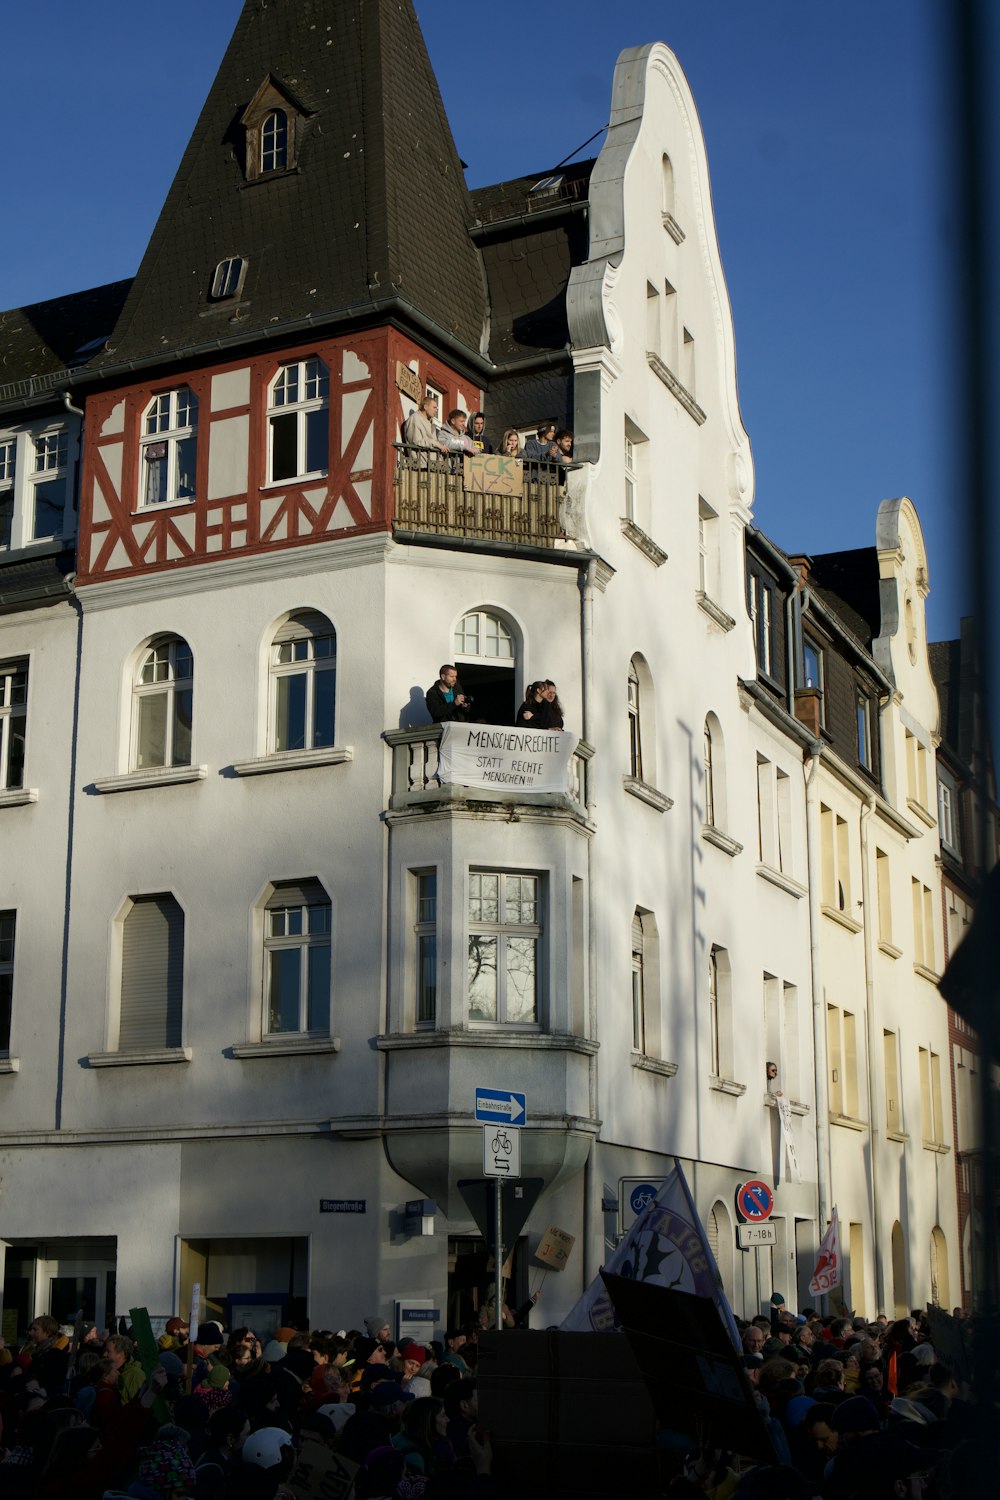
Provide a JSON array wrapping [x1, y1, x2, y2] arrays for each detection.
[[736, 1179, 774, 1222]]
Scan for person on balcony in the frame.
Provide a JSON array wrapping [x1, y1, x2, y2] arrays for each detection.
[[403, 396, 445, 457], [541, 680, 565, 728], [522, 420, 557, 461], [515, 682, 546, 726], [550, 429, 574, 469], [436, 409, 475, 458], [426, 665, 470, 723], [467, 412, 494, 453], [500, 428, 523, 459]]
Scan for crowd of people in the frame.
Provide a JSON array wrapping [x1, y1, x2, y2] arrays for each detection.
[[0, 1298, 988, 1499], [0, 1312, 492, 1498], [402, 404, 573, 469]]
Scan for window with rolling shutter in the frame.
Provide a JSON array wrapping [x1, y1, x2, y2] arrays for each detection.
[[119, 895, 184, 1050]]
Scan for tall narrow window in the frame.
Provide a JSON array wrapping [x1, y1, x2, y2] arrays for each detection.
[[415, 871, 437, 1026], [703, 720, 715, 827], [876, 848, 893, 947], [268, 359, 329, 482], [748, 571, 775, 678], [624, 433, 636, 521], [133, 638, 193, 769], [0, 910, 14, 1052], [140, 389, 197, 506], [708, 947, 720, 1077], [938, 772, 959, 855], [628, 660, 642, 779], [467, 871, 541, 1025], [856, 693, 873, 771], [631, 912, 646, 1052], [0, 660, 27, 790], [30, 431, 69, 539], [883, 1030, 901, 1133], [119, 895, 184, 1051], [0, 438, 16, 547], [681, 328, 696, 394], [708, 946, 732, 1078], [264, 880, 331, 1035], [270, 612, 337, 753], [261, 109, 288, 173]]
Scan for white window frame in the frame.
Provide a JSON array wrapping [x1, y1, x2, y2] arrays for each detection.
[[0, 437, 15, 548], [748, 571, 775, 678], [467, 870, 542, 1027], [704, 720, 715, 828], [938, 772, 959, 855], [269, 612, 337, 754], [132, 637, 194, 770], [261, 109, 289, 173], [0, 660, 28, 791], [628, 660, 642, 780], [267, 359, 329, 483], [264, 881, 332, 1037], [28, 430, 69, 542], [631, 912, 646, 1053], [414, 870, 438, 1027], [211, 257, 248, 301], [856, 692, 873, 771], [454, 609, 514, 661], [139, 389, 198, 508], [0, 424, 76, 551]]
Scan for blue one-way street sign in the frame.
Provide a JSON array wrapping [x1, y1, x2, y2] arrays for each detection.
[[475, 1087, 527, 1125]]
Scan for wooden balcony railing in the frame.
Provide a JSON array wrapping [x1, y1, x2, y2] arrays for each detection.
[[392, 446, 567, 549]]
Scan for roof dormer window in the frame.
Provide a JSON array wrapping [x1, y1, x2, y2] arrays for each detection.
[[261, 111, 288, 174], [210, 257, 248, 301], [241, 76, 309, 184]]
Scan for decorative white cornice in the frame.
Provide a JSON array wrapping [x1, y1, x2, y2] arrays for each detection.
[[232, 746, 353, 777], [0, 788, 38, 807]]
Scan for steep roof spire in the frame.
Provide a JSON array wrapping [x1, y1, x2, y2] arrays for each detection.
[[101, 0, 486, 366]]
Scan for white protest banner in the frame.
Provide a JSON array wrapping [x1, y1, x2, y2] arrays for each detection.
[[438, 722, 578, 794], [561, 1158, 742, 1352], [286, 1438, 358, 1500], [775, 1094, 802, 1183], [809, 1208, 842, 1296]]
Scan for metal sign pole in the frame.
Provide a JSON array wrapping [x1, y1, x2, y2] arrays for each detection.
[[494, 1175, 503, 1332]]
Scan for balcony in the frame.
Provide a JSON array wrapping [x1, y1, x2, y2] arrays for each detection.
[[384, 724, 593, 816], [393, 445, 569, 551]]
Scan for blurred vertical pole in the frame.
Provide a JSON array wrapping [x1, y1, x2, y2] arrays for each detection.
[[947, 0, 998, 1397]]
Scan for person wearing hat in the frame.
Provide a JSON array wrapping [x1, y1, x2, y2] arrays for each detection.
[[398, 1342, 432, 1399], [237, 1425, 297, 1483], [439, 1329, 471, 1375], [134, 1428, 197, 1497], [158, 1316, 189, 1352]]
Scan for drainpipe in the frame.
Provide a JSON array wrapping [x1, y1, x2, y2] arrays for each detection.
[[804, 745, 831, 1245], [580, 558, 598, 1284], [860, 794, 886, 1314]]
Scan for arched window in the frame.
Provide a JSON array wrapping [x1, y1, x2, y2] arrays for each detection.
[[270, 611, 337, 753], [264, 879, 331, 1036], [627, 654, 656, 785], [268, 359, 329, 483], [930, 1226, 949, 1309], [261, 109, 288, 173], [708, 944, 732, 1079], [631, 911, 646, 1053], [630, 908, 660, 1056], [708, 1200, 735, 1305], [119, 894, 184, 1052], [703, 712, 727, 830], [133, 637, 193, 769], [704, 720, 715, 827], [661, 153, 675, 218], [140, 388, 197, 506], [453, 608, 518, 724]]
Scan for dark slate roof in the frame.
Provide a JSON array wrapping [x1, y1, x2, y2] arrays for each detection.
[[929, 639, 961, 753], [0, 281, 131, 403], [99, 0, 486, 368], [486, 368, 574, 443], [930, 619, 979, 769], [471, 163, 592, 365], [0, 550, 75, 614], [808, 547, 881, 649]]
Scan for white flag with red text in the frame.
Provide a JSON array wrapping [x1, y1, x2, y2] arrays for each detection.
[[809, 1208, 841, 1296]]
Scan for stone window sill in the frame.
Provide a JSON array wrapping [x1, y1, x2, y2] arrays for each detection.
[[646, 351, 706, 425], [878, 940, 903, 960], [232, 746, 353, 776], [906, 797, 936, 829], [662, 211, 685, 244], [763, 1092, 810, 1116], [757, 863, 806, 898], [703, 825, 743, 857], [92, 765, 207, 794], [623, 775, 673, 813], [231, 1036, 342, 1059], [886, 1130, 909, 1144], [922, 1139, 950, 1155], [620, 517, 668, 567], [630, 1052, 678, 1078], [376, 1029, 598, 1056], [914, 962, 941, 985], [696, 592, 736, 631], [830, 1112, 867, 1132], [0, 788, 38, 808], [821, 903, 862, 934], [0, 1054, 20, 1074], [709, 1074, 746, 1097], [87, 1047, 192, 1068]]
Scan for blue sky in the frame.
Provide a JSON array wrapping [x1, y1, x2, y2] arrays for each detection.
[[2, 1, 983, 645]]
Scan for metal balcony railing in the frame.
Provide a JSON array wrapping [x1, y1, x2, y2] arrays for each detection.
[[392, 445, 567, 549]]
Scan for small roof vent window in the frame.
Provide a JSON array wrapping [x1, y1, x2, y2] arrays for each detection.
[[529, 174, 565, 197], [210, 257, 248, 302]]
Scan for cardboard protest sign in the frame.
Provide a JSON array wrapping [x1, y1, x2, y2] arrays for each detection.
[[286, 1438, 358, 1500], [463, 453, 523, 496], [535, 1227, 576, 1271]]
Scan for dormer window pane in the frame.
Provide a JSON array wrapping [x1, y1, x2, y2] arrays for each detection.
[[261, 110, 288, 173], [210, 257, 247, 301]]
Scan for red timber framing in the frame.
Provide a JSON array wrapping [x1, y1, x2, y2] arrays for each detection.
[[76, 329, 480, 586]]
